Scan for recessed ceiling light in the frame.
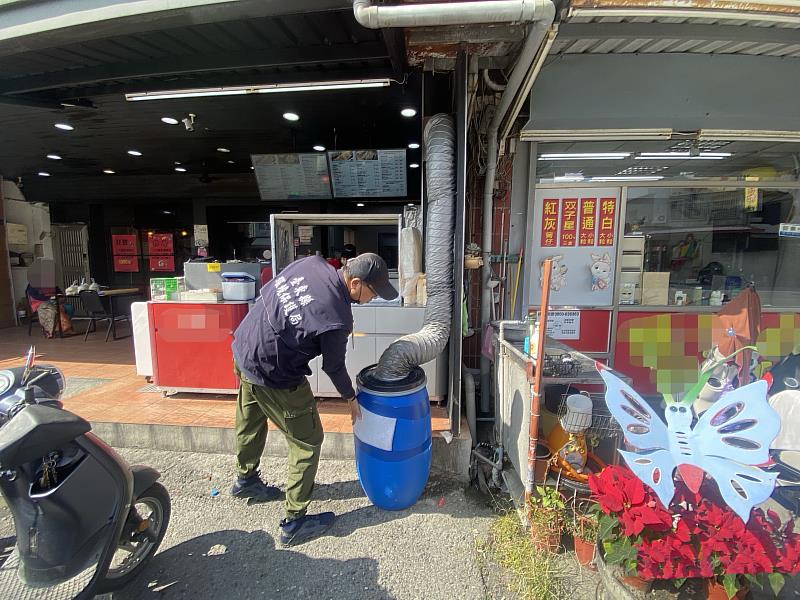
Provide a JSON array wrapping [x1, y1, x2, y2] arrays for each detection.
[[127, 150, 142, 156], [162, 210, 173, 215], [38, 171, 50, 177], [410, 163, 420, 169], [103, 169, 115, 174], [283, 112, 300, 122], [313, 145, 326, 152], [356, 203, 365, 207], [174, 167, 187, 172], [174, 161, 181, 165], [217, 147, 230, 153], [46, 154, 62, 160], [401, 108, 417, 118], [227, 160, 234, 164], [161, 117, 179, 125], [54, 123, 73, 131], [407, 203, 415, 206], [408, 143, 420, 149], [250, 166, 254, 170]]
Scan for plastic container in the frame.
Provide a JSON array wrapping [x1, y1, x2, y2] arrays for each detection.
[[221, 272, 256, 301], [354, 365, 431, 510]]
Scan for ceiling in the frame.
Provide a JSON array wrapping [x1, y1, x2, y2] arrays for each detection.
[[0, 3, 423, 204]]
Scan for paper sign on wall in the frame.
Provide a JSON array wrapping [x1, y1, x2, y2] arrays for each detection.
[[546, 310, 581, 340], [148, 233, 174, 255], [112, 234, 137, 256], [579, 198, 597, 246], [598, 197, 617, 247], [149, 255, 175, 272], [113, 256, 139, 273]]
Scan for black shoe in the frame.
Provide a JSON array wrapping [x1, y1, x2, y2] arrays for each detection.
[[230, 473, 281, 501], [279, 512, 335, 547]]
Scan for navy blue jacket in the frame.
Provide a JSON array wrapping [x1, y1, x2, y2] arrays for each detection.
[[232, 256, 355, 398]]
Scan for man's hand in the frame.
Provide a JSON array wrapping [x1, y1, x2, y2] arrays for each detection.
[[346, 396, 362, 426]]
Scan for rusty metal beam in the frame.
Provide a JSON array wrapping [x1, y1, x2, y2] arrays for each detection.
[[568, 0, 800, 15], [407, 23, 526, 45], [558, 21, 800, 45]]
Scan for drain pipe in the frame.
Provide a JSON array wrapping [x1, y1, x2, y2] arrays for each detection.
[[479, 2, 555, 410], [353, 0, 544, 28], [463, 365, 477, 444]]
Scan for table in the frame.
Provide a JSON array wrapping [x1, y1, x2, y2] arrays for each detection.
[[54, 288, 142, 338]]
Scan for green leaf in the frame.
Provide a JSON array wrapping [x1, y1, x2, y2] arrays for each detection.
[[598, 515, 617, 540], [768, 573, 785, 597], [722, 574, 738, 600], [744, 574, 762, 591], [673, 578, 687, 590]]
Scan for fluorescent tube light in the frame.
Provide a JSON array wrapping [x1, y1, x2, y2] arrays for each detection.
[[590, 176, 664, 182], [125, 79, 392, 101], [636, 152, 730, 160], [539, 152, 631, 160], [553, 175, 585, 183]]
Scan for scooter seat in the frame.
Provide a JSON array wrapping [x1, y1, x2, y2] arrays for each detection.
[[0, 404, 90, 468]]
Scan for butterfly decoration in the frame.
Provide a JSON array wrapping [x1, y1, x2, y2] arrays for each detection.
[[598, 349, 781, 523]]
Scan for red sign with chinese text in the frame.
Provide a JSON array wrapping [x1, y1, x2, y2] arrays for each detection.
[[541, 199, 559, 247], [112, 234, 137, 256], [579, 198, 597, 246], [598, 197, 617, 246], [148, 233, 174, 255], [113, 256, 139, 273], [559, 198, 578, 247], [149, 255, 175, 272]]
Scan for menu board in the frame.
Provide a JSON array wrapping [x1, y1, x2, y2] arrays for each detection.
[[251, 153, 332, 200], [328, 149, 407, 198]]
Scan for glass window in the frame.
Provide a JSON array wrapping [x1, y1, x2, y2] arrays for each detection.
[[622, 187, 800, 308]]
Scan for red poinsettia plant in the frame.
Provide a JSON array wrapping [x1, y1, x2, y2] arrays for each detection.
[[590, 465, 800, 598]]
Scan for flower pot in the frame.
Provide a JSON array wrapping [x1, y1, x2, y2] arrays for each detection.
[[534, 442, 552, 484], [618, 574, 652, 593], [705, 578, 748, 600], [464, 256, 482, 269], [530, 526, 561, 553], [574, 536, 596, 569]]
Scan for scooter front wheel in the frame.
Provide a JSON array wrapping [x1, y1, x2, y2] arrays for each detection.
[[96, 482, 171, 593]]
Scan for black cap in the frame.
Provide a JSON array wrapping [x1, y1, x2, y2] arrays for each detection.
[[346, 253, 398, 300]]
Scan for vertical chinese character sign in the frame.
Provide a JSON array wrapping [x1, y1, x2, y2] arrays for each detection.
[[579, 198, 597, 246], [560, 199, 578, 247], [598, 197, 616, 246], [531, 187, 620, 307], [541, 199, 559, 247]]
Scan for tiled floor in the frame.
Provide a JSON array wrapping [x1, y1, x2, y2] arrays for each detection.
[[0, 325, 450, 433]]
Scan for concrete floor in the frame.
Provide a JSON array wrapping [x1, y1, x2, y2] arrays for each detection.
[[0, 447, 495, 600]]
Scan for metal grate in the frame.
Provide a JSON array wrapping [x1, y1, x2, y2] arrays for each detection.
[[0, 548, 99, 600]]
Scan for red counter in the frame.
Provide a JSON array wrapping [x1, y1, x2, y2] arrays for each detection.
[[148, 301, 249, 394]]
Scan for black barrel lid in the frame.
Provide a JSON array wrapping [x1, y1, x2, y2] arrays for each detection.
[[357, 364, 426, 393]]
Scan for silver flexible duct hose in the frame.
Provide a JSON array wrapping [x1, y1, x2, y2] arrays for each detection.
[[373, 114, 455, 381]]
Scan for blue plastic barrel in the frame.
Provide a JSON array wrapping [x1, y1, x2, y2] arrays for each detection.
[[354, 365, 431, 510]]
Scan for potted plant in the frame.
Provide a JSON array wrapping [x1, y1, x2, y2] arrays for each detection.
[[590, 465, 800, 599], [464, 242, 482, 269], [528, 485, 565, 553], [566, 503, 599, 569]]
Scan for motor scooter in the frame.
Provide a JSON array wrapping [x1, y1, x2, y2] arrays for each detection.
[[0, 347, 171, 599]]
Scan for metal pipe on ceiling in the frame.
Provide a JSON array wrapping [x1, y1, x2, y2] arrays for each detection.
[[353, 0, 543, 28]]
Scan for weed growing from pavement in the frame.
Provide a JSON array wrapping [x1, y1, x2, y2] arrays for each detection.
[[477, 511, 570, 600]]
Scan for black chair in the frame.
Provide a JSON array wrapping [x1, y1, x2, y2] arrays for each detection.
[[79, 290, 129, 342]]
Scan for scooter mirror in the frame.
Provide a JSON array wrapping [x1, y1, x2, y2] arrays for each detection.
[[21, 346, 36, 384]]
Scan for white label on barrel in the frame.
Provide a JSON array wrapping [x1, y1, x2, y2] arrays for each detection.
[[353, 404, 396, 452]]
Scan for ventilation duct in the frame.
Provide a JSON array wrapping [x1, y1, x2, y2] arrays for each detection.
[[373, 114, 455, 381]]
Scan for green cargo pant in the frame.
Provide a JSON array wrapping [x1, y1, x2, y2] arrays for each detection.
[[234, 363, 324, 520]]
